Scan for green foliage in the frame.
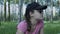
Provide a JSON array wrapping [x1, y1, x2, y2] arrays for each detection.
[[24, 0, 29, 4], [16, 0, 19, 3], [0, 22, 1, 26], [56, 1, 59, 7], [10, 0, 19, 4]]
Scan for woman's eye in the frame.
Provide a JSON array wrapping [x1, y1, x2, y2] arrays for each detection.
[[39, 11, 43, 13], [38, 10, 43, 13]]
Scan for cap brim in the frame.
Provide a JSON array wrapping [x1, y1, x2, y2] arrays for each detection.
[[36, 5, 47, 10]]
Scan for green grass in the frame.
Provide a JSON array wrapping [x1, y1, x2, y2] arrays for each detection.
[[44, 23, 60, 34], [0, 21, 60, 34], [0, 21, 17, 34]]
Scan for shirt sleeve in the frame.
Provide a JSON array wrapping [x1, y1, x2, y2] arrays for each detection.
[[17, 22, 27, 32]]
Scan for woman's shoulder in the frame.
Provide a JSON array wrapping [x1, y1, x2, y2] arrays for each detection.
[[17, 20, 27, 32]]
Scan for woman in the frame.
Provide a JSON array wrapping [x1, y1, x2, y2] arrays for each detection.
[[16, 2, 47, 34]]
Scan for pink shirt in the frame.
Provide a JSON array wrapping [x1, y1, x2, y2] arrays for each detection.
[[16, 20, 44, 34]]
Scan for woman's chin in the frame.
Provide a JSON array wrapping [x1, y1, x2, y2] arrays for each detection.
[[36, 18, 43, 20], [36, 18, 43, 21], [36, 19, 43, 23]]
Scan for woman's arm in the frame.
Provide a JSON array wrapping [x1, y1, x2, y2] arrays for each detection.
[[16, 29, 24, 34], [40, 27, 44, 34]]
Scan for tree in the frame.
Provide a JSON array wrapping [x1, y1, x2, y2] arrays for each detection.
[[58, 0, 60, 17], [50, 0, 53, 23], [8, 0, 10, 21], [58, 0, 60, 22], [4, 0, 6, 21], [18, 0, 24, 22]]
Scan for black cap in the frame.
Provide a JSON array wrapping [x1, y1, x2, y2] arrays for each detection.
[[26, 2, 47, 11]]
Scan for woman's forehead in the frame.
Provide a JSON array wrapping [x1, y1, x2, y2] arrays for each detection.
[[34, 10, 43, 11], [34, 10, 43, 12]]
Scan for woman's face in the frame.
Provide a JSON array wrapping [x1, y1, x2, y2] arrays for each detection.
[[30, 10, 43, 20]]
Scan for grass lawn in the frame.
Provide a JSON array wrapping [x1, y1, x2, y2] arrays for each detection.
[[0, 21, 17, 34], [44, 23, 60, 34], [0, 21, 60, 34]]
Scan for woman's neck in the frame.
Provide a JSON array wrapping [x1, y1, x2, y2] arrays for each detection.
[[30, 18, 37, 26]]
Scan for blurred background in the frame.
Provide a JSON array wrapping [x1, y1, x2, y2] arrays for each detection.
[[0, 0, 60, 34]]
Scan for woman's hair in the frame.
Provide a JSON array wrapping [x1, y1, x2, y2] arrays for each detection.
[[25, 8, 33, 32]]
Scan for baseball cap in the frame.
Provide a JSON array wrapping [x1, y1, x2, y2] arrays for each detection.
[[26, 2, 47, 11]]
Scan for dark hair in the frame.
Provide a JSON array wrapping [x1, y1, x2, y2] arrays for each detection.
[[25, 8, 33, 32], [24, 2, 35, 31]]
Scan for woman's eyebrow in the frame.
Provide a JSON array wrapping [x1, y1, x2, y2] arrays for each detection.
[[38, 10, 43, 13]]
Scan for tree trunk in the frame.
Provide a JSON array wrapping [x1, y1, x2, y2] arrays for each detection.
[[8, 0, 10, 21], [58, 0, 60, 22], [18, 0, 24, 22], [50, 0, 53, 23], [4, 0, 6, 21]]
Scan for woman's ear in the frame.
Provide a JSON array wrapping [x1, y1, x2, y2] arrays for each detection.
[[30, 12, 34, 17]]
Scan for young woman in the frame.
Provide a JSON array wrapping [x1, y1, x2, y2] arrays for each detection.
[[16, 2, 47, 34]]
